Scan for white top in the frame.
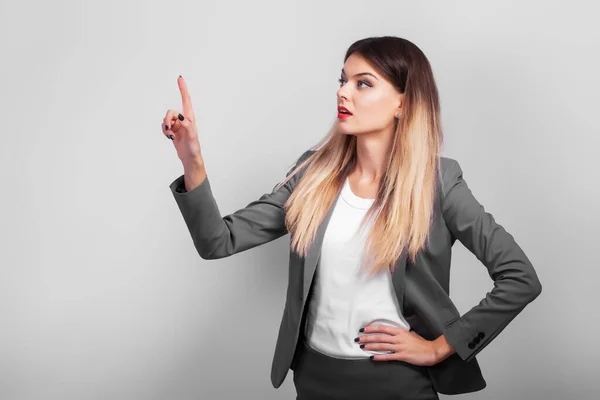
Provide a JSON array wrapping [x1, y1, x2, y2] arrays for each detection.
[[303, 176, 411, 359]]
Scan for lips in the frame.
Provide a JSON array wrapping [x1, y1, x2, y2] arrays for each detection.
[[338, 106, 352, 115]]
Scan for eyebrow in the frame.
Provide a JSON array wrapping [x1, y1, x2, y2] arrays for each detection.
[[341, 68, 378, 80]]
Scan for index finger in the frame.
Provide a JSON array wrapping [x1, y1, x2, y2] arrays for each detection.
[[178, 76, 194, 119], [362, 325, 391, 333]]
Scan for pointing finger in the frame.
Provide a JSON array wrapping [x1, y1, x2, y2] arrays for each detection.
[[178, 76, 194, 120]]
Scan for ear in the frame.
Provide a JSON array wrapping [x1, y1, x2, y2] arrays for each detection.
[[396, 94, 405, 113]]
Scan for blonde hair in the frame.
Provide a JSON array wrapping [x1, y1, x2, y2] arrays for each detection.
[[275, 36, 444, 278]]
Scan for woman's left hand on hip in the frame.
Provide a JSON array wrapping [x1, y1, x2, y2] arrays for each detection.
[[355, 325, 438, 367]]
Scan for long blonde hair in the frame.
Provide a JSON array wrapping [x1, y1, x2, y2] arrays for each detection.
[[275, 36, 444, 278]]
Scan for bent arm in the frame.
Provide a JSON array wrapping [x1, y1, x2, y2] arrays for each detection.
[[440, 159, 542, 363], [169, 150, 314, 260]]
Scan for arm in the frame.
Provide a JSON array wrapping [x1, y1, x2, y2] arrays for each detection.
[[431, 334, 455, 363], [169, 149, 314, 260], [440, 159, 542, 363]]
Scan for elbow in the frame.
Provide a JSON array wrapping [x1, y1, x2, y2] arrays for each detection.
[[196, 242, 230, 260], [197, 249, 211, 260], [524, 269, 542, 302], [530, 278, 542, 300], [197, 247, 223, 260], [195, 241, 219, 260], [521, 260, 542, 302]]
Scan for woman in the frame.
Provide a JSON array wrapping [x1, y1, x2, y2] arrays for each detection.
[[164, 36, 542, 399]]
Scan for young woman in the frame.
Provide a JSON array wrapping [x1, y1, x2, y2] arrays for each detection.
[[164, 36, 542, 399]]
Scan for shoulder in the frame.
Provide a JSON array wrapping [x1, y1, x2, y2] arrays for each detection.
[[440, 156, 460, 174], [282, 149, 318, 184], [439, 156, 463, 197], [289, 149, 317, 172], [300, 149, 317, 161]]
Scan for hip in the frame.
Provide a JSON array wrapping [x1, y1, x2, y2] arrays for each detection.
[[293, 338, 439, 400]]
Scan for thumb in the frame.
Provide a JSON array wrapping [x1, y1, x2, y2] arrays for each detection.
[[175, 113, 194, 132]]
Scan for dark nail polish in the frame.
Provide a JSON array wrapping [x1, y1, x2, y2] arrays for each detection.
[[169, 134, 174, 140], [369, 356, 374, 360], [360, 344, 364, 349], [165, 124, 169, 130], [359, 328, 364, 333], [354, 337, 359, 342], [178, 113, 184, 121]]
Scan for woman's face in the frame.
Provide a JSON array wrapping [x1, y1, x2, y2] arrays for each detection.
[[336, 53, 404, 136]]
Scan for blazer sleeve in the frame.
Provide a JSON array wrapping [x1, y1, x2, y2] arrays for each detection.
[[168, 149, 314, 260], [440, 158, 542, 363]]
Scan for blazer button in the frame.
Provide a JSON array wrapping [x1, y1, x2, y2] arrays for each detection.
[[478, 332, 485, 339], [473, 337, 480, 344], [468, 342, 476, 349]]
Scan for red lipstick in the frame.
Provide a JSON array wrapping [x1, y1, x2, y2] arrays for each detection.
[[338, 105, 352, 119]]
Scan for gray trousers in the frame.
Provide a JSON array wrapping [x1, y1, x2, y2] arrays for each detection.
[[292, 338, 440, 400]]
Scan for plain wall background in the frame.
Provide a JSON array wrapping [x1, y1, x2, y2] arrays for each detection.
[[1, 0, 598, 398]]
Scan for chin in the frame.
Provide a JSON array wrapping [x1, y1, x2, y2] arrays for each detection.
[[339, 127, 369, 136], [337, 123, 357, 135]]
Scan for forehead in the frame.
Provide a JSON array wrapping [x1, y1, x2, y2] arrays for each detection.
[[342, 54, 378, 76]]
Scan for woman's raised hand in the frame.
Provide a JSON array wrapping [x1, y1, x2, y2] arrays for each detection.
[[162, 76, 203, 164]]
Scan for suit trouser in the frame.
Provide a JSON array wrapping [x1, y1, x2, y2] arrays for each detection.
[[292, 338, 439, 400]]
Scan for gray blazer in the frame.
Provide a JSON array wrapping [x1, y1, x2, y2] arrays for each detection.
[[168, 149, 542, 395]]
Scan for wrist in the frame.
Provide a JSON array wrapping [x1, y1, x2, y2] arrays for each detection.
[[182, 156, 206, 192], [432, 334, 455, 363], [183, 155, 204, 169]]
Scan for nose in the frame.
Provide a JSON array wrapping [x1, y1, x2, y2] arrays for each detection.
[[337, 90, 348, 104], [337, 84, 349, 102]]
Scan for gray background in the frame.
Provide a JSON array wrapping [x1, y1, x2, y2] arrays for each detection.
[[1, 0, 598, 398]]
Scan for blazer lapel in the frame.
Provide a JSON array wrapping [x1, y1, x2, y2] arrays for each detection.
[[302, 201, 336, 303], [390, 248, 409, 313], [300, 195, 409, 311]]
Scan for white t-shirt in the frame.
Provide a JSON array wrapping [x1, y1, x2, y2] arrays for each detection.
[[304, 176, 411, 359]]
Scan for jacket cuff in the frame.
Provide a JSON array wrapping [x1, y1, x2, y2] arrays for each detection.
[[168, 174, 226, 258], [169, 174, 209, 195], [442, 308, 525, 364], [442, 318, 472, 362]]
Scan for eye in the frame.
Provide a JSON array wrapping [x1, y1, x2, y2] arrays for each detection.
[[338, 77, 371, 88]]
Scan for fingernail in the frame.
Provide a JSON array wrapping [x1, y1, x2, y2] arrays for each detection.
[[178, 113, 184, 121], [360, 344, 365, 349], [169, 134, 174, 140], [179, 75, 182, 78], [359, 328, 364, 333], [165, 124, 169, 130], [354, 337, 359, 342], [369, 356, 374, 360]]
